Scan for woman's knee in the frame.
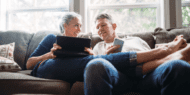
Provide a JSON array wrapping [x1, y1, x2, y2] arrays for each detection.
[[166, 60, 190, 70]]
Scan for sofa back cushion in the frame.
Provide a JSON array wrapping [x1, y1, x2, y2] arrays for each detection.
[[123, 32, 155, 49], [153, 27, 190, 44], [0, 31, 33, 69]]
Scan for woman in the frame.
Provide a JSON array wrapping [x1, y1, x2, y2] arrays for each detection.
[[27, 12, 189, 92]]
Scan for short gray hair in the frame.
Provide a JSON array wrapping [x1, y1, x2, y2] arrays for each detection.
[[95, 13, 113, 24], [60, 12, 82, 33]]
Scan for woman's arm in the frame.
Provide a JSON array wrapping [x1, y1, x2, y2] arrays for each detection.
[[26, 43, 61, 70], [26, 52, 51, 70]]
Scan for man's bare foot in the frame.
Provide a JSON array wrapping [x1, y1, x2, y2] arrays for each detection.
[[156, 35, 187, 51], [172, 35, 187, 50], [165, 44, 190, 63], [164, 35, 187, 54], [178, 44, 190, 63]]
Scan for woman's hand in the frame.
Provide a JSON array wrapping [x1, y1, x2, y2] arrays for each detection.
[[105, 45, 120, 55], [45, 43, 62, 59], [84, 47, 95, 55]]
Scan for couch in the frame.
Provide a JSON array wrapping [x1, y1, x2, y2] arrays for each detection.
[[0, 27, 190, 95]]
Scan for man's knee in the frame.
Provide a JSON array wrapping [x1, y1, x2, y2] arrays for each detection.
[[84, 58, 109, 75], [85, 58, 107, 68], [84, 58, 117, 79]]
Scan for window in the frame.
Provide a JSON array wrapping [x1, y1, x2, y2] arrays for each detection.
[[87, 0, 160, 34], [182, 0, 190, 27], [1, 0, 70, 33]]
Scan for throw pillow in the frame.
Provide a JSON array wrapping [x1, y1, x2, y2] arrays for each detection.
[[0, 42, 15, 60], [153, 27, 190, 44], [0, 42, 21, 71], [0, 57, 21, 71]]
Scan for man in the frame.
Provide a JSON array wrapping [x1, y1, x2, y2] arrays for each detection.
[[83, 13, 190, 95], [92, 13, 150, 55]]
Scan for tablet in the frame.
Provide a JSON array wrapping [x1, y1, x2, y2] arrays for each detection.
[[54, 36, 91, 58]]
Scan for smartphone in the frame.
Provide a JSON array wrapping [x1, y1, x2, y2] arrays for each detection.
[[113, 38, 124, 52]]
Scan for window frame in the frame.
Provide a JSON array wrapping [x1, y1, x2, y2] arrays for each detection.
[[181, 0, 190, 27], [1, 0, 187, 33], [86, 0, 161, 33], [0, 0, 72, 32]]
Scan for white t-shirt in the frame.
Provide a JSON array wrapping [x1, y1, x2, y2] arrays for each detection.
[[93, 36, 151, 55]]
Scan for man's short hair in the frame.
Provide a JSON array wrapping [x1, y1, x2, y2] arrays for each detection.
[[95, 13, 113, 24]]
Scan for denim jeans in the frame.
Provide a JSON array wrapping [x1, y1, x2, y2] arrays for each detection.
[[84, 59, 190, 95], [84, 58, 140, 95], [137, 60, 190, 95], [34, 52, 140, 83]]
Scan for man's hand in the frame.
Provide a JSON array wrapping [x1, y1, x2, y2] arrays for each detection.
[[105, 45, 120, 55], [84, 47, 95, 55]]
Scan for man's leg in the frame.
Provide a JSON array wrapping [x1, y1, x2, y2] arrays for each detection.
[[84, 58, 138, 95], [137, 60, 190, 95]]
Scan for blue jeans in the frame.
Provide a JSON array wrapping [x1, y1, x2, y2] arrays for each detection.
[[34, 52, 140, 83], [84, 59, 190, 95], [84, 58, 140, 95], [137, 60, 190, 95]]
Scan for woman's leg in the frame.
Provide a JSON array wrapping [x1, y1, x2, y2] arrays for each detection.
[[36, 52, 139, 83], [84, 58, 138, 95]]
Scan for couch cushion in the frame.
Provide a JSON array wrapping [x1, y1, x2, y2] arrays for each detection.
[[0, 31, 33, 70], [91, 34, 103, 49], [153, 27, 190, 44], [0, 72, 70, 95], [25, 31, 62, 70], [17, 70, 33, 75], [121, 32, 155, 49]]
